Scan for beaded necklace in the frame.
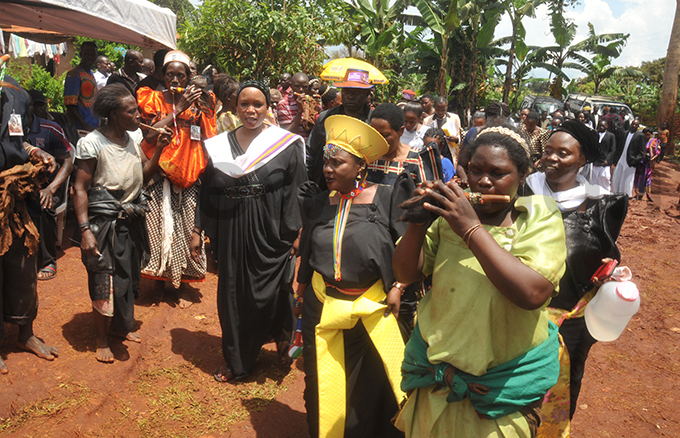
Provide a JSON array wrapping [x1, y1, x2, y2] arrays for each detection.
[[332, 179, 366, 281]]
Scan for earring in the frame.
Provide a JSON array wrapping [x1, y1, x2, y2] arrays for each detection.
[[355, 173, 362, 189]]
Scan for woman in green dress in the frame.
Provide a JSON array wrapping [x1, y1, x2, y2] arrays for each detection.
[[393, 126, 567, 437]]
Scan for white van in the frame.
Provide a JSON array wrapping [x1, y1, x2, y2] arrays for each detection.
[[565, 93, 634, 123]]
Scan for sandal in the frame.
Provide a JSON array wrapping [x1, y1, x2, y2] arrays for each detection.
[[38, 263, 57, 281], [213, 364, 234, 383]]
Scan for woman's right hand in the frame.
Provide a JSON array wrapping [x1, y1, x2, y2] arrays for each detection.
[[422, 180, 480, 237], [81, 229, 100, 258], [156, 127, 174, 150], [189, 229, 203, 263], [176, 85, 202, 113]]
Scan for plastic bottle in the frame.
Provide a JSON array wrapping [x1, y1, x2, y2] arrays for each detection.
[[585, 271, 640, 342]]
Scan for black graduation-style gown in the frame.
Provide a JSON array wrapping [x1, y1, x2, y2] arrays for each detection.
[[197, 129, 306, 378]]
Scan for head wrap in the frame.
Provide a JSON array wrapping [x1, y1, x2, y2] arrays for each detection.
[[477, 126, 531, 159], [551, 120, 601, 164], [237, 80, 271, 106], [323, 115, 388, 164], [163, 50, 191, 67]]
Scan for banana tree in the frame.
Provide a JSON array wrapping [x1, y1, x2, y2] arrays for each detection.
[[457, 0, 504, 111], [580, 54, 645, 94], [499, 0, 548, 104], [538, 17, 631, 99], [410, 0, 461, 96], [347, 0, 408, 69], [494, 45, 569, 109]]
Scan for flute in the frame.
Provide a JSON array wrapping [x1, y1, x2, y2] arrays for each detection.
[[465, 192, 511, 206], [398, 190, 512, 223], [140, 123, 167, 134]]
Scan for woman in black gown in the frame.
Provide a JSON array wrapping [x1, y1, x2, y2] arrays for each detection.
[[191, 81, 306, 381], [520, 120, 628, 433], [297, 115, 408, 438]]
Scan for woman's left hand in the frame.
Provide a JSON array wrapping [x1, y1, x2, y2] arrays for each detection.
[[423, 180, 480, 237], [291, 231, 301, 257], [384, 287, 401, 318]]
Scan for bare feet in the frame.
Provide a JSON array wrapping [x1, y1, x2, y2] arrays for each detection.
[[177, 288, 194, 309], [16, 336, 58, 360], [109, 330, 142, 343], [96, 344, 114, 363], [0, 357, 8, 374]]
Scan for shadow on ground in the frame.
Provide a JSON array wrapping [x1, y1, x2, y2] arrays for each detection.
[[169, 327, 292, 386], [243, 398, 309, 438], [61, 311, 138, 361]]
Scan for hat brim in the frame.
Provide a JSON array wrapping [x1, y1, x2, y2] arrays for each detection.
[[324, 115, 388, 164], [333, 81, 374, 89]]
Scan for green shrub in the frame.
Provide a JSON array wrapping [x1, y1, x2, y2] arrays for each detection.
[[25, 66, 66, 112], [5, 63, 65, 112]]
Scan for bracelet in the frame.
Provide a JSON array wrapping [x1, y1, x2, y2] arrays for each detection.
[[79, 222, 91, 230], [192, 228, 202, 235], [463, 224, 483, 247], [24, 144, 37, 156], [391, 281, 407, 295], [80, 225, 91, 233], [293, 293, 304, 308]]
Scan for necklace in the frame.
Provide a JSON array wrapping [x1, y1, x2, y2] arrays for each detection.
[[332, 180, 367, 280], [338, 180, 366, 200]]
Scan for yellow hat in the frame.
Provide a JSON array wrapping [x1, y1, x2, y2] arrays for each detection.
[[324, 115, 388, 164]]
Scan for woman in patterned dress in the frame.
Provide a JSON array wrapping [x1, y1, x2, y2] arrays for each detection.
[[136, 50, 216, 306], [633, 128, 661, 201]]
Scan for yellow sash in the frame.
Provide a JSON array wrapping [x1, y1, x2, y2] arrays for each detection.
[[312, 271, 406, 438]]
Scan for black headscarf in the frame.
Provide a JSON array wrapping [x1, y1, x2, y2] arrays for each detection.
[[236, 80, 270, 106], [552, 120, 601, 164]]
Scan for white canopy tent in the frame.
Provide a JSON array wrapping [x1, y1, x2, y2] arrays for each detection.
[[0, 0, 176, 49]]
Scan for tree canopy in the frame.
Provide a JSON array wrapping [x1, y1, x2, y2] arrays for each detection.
[[179, 0, 340, 80]]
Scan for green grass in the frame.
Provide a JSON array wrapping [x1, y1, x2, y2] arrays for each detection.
[[0, 381, 91, 433], [132, 362, 292, 438]]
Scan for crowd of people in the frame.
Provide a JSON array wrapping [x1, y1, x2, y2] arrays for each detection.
[[0, 40, 672, 437]]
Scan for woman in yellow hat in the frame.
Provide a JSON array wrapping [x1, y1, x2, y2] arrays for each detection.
[[296, 115, 410, 438]]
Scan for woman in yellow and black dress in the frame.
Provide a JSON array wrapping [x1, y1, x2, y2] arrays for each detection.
[[297, 115, 410, 438]]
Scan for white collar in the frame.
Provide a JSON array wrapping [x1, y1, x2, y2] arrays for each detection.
[[526, 172, 610, 211]]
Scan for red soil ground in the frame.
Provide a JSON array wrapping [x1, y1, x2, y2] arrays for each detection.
[[0, 160, 678, 437]]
